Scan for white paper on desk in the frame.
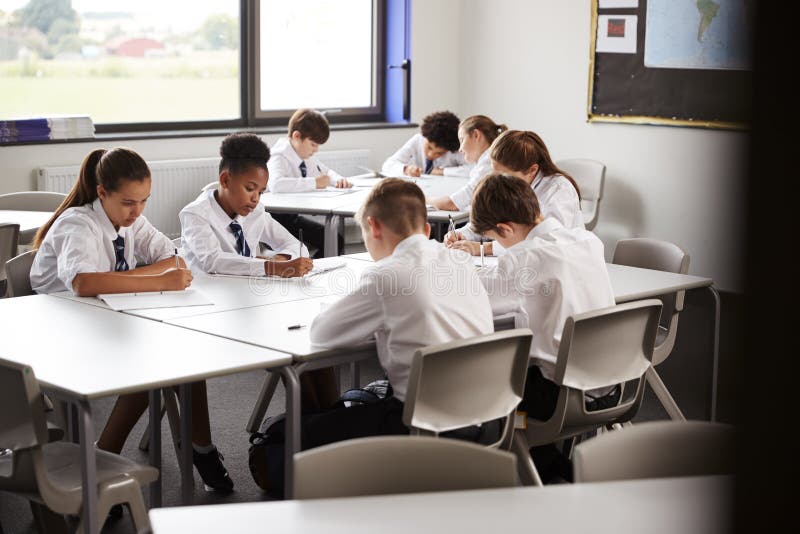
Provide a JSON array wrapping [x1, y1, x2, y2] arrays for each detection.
[[97, 289, 212, 311], [301, 189, 353, 197], [350, 176, 383, 187], [306, 257, 346, 277]]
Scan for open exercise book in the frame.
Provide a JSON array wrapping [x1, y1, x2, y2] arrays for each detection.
[[210, 257, 347, 280], [97, 289, 212, 311]]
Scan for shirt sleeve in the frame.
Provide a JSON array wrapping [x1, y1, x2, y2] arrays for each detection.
[[261, 211, 309, 258], [478, 256, 524, 318], [51, 216, 106, 293], [132, 215, 175, 265], [442, 152, 471, 177], [310, 269, 383, 347], [381, 135, 419, 177], [267, 154, 317, 193], [180, 211, 266, 275], [449, 178, 479, 210]]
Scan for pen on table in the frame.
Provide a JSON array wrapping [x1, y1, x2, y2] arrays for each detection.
[[287, 324, 306, 330], [174, 248, 180, 269], [298, 228, 304, 258]]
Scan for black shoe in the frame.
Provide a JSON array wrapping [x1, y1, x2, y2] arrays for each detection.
[[193, 447, 234, 493]]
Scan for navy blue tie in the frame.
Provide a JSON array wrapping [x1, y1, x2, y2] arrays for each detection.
[[229, 221, 251, 257], [299, 161, 307, 177], [424, 159, 434, 174], [113, 235, 129, 272]]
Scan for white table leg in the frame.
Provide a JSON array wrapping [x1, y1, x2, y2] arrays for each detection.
[[77, 399, 99, 534], [148, 389, 162, 508], [179, 383, 193, 504], [276, 366, 301, 499], [324, 214, 340, 257]]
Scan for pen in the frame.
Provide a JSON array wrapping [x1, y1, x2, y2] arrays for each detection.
[[298, 228, 304, 258], [447, 214, 456, 238], [174, 248, 180, 269], [287, 324, 306, 330], [480, 237, 484, 268]]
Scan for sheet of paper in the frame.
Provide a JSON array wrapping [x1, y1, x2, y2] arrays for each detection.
[[210, 258, 346, 280], [599, 0, 638, 8], [97, 289, 212, 311], [596, 15, 638, 54]]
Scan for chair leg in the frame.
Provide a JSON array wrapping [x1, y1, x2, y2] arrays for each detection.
[[646, 367, 687, 421], [125, 484, 152, 532], [246, 372, 280, 434], [164, 388, 182, 458], [138, 401, 168, 452], [510, 431, 543, 486]]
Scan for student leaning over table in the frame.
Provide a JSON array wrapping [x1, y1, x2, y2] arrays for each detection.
[[382, 110, 470, 177], [248, 178, 494, 496], [29, 148, 235, 519]]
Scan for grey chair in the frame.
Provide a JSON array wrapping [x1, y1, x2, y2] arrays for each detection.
[[402, 329, 532, 449], [573, 420, 735, 482], [4, 250, 35, 298], [511, 300, 662, 486], [0, 357, 158, 533], [612, 238, 690, 420], [0, 192, 65, 245], [294, 435, 518, 499], [1, 223, 20, 297], [556, 158, 606, 230]]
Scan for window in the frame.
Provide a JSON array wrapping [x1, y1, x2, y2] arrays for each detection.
[[0, 0, 408, 134]]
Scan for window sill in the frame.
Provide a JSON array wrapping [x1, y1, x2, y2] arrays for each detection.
[[0, 121, 418, 147]]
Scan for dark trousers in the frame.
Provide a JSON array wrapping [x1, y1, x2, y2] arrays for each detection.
[[271, 213, 344, 258]]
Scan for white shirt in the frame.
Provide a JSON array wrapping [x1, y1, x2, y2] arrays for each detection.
[[448, 149, 493, 210], [310, 234, 494, 401], [267, 137, 345, 193], [381, 133, 470, 178], [459, 170, 585, 255], [179, 188, 308, 275], [30, 198, 174, 294], [478, 218, 614, 381]]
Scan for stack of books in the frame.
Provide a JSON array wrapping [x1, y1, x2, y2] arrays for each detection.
[[0, 115, 95, 143]]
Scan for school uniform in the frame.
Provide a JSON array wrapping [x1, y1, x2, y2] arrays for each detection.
[[266, 137, 344, 256], [459, 171, 584, 254], [179, 188, 308, 275], [382, 133, 470, 177], [30, 198, 173, 294], [448, 149, 494, 210], [477, 217, 616, 420], [259, 234, 494, 493]]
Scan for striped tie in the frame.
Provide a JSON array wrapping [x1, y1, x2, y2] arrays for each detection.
[[424, 159, 434, 174], [229, 221, 251, 257], [113, 235, 129, 272], [299, 161, 307, 177]]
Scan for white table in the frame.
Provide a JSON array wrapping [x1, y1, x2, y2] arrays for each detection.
[[0, 209, 52, 244], [0, 295, 293, 534], [150, 475, 733, 534]]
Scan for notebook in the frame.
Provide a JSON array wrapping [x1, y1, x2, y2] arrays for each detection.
[[97, 289, 212, 311], [210, 258, 347, 280]]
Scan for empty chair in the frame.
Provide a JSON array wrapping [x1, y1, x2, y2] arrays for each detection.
[[511, 300, 662, 486], [0, 357, 158, 532], [294, 435, 518, 499], [0, 191, 65, 245], [402, 328, 532, 449], [573, 420, 735, 482], [612, 238, 690, 420], [1, 223, 20, 297], [556, 158, 605, 230], [4, 250, 36, 298]]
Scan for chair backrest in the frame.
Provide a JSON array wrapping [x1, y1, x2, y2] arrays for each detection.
[[556, 158, 606, 230], [0, 192, 66, 212], [5, 250, 36, 298], [294, 435, 518, 499], [0, 223, 20, 282], [612, 238, 690, 364], [0, 358, 48, 452], [402, 329, 532, 446], [573, 420, 735, 482]]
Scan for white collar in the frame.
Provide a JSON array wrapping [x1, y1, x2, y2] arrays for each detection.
[[206, 188, 245, 226], [91, 198, 123, 242], [525, 217, 563, 241]]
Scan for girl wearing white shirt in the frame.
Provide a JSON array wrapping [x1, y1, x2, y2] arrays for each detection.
[[381, 111, 469, 177], [181, 133, 313, 278], [428, 115, 508, 210], [31, 147, 234, 495], [446, 129, 584, 256]]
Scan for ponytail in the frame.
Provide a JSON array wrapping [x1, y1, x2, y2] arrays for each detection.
[[490, 130, 581, 200], [460, 115, 509, 145], [33, 147, 150, 249]]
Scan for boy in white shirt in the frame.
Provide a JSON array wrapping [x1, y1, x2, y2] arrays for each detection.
[[268, 108, 351, 257], [471, 173, 617, 481], [381, 110, 470, 177], [250, 178, 494, 495]]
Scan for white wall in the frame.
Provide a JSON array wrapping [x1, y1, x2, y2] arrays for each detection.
[[458, 0, 746, 292]]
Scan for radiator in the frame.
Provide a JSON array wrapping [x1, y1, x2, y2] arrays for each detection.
[[37, 149, 370, 238]]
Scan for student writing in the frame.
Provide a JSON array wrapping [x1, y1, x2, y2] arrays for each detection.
[[381, 110, 469, 177]]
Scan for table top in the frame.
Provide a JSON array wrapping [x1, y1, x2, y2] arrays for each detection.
[[0, 209, 52, 232], [51, 257, 374, 321], [262, 189, 370, 215], [150, 475, 732, 534], [0, 295, 292, 400]]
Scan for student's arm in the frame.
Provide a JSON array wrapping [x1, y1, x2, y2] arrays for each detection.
[[310, 270, 383, 347], [381, 134, 421, 177], [266, 154, 317, 193], [132, 215, 177, 265], [261, 211, 310, 258], [71, 269, 192, 297], [477, 259, 524, 318], [428, 196, 459, 211], [180, 211, 270, 276], [314, 159, 351, 188]]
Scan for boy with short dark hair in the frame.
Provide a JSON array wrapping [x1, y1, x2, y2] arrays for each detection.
[[382, 110, 469, 177]]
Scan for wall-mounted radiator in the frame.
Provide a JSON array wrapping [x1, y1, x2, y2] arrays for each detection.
[[37, 149, 370, 238]]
